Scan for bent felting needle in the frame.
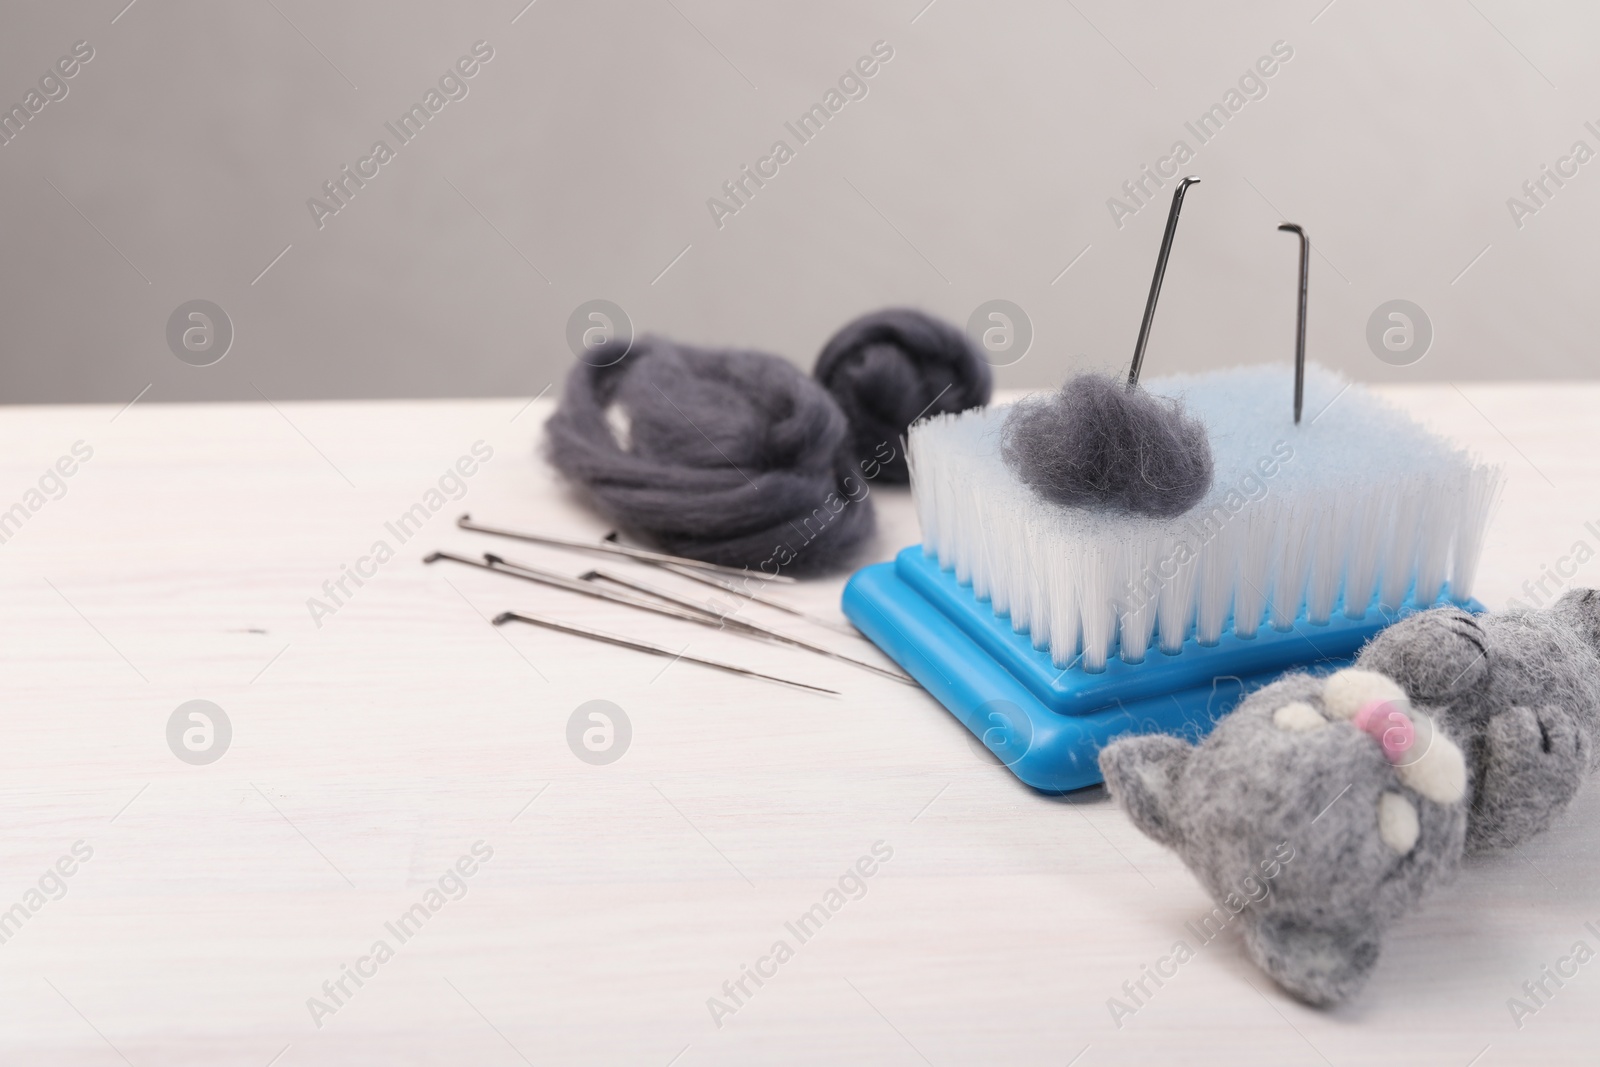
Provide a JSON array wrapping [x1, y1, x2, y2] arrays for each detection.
[[456, 514, 797, 583], [483, 552, 910, 685], [492, 611, 840, 696], [427, 549, 874, 685], [843, 189, 1503, 792], [427, 550, 736, 629], [579, 567, 915, 685]]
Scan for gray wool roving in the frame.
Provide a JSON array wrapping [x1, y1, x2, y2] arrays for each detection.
[[545, 335, 875, 576], [1001, 373, 1214, 518], [1099, 589, 1600, 1006], [814, 308, 992, 484], [1357, 589, 1600, 852]]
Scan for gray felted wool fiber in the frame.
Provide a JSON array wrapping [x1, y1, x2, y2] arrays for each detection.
[[1099, 590, 1600, 1007], [1000, 373, 1213, 518], [1099, 671, 1469, 1007], [814, 308, 991, 483], [546, 335, 874, 576], [1357, 589, 1600, 852]]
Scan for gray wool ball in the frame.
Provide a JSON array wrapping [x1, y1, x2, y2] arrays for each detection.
[[1100, 671, 1470, 1007], [1000, 373, 1214, 518], [545, 335, 876, 576], [814, 308, 992, 484], [1356, 589, 1600, 852]]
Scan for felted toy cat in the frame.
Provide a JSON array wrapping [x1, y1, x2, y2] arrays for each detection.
[[1100, 666, 1468, 1005], [1356, 588, 1600, 852], [1099, 589, 1600, 1006]]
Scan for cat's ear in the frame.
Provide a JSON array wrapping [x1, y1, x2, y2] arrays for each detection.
[[1551, 588, 1600, 653], [1099, 734, 1193, 849]]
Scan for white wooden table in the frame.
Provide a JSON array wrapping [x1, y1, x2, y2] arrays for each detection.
[[1, 385, 1596, 1065]]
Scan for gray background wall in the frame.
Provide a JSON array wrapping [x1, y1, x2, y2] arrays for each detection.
[[0, 0, 1594, 404]]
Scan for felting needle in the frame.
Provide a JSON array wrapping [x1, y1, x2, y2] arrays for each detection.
[[658, 560, 860, 636], [597, 531, 859, 637], [1278, 222, 1310, 425], [431, 550, 877, 685], [426, 551, 720, 628], [483, 553, 908, 683], [492, 611, 840, 696], [581, 568, 916, 685], [456, 514, 796, 583], [1127, 175, 1200, 389]]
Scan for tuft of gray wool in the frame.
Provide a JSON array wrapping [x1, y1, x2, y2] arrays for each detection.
[[1357, 590, 1600, 852], [545, 335, 875, 577], [1000, 372, 1214, 518], [813, 308, 992, 483], [1099, 672, 1468, 1007]]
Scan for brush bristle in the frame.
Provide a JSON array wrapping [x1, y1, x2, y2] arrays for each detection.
[[906, 363, 1503, 674]]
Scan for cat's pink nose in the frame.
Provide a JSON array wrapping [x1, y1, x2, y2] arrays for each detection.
[[1353, 699, 1415, 762]]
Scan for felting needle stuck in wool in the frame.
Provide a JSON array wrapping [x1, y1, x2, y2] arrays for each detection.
[[1002, 176, 1214, 519]]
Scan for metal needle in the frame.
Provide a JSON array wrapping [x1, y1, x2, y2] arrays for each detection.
[[596, 531, 844, 631], [426, 551, 718, 628], [1128, 175, 1200, 389], [647, 556, 862, 638], [486, 553, 908, 683], [492, 611, 840, 696], [1278, 222, 1309, 425], [429, 550, 888, 686], [581, 568, 915, 685], [456, 514, 796, 583]]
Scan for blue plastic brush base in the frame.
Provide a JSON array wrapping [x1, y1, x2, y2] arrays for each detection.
[[842, 546, 1483, 794]]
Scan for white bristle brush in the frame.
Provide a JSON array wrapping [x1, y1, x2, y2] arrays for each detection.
[[905, 362, 1502, 675], [842, 182, 1503, 791]]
